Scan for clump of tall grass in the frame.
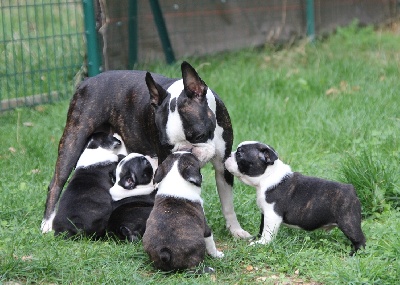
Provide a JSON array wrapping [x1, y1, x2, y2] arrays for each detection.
[[338, 149, 399, 218]]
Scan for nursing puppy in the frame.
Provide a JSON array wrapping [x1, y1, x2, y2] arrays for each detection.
[[107, 153, 157, 242], [143, 152, 223, 272], [52, 133, 123, 239], [225, 141, 366, 255], [43, 61, 249, 239]]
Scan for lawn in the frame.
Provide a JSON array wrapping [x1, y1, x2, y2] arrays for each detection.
[[1, 23, 399, 284]]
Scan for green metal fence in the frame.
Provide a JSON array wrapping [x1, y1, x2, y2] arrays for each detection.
[[0, 0, 85, 111], [1, 1, 397, 111]]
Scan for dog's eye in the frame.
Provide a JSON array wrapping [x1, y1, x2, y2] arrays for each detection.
[[193, 134, 206, 143]]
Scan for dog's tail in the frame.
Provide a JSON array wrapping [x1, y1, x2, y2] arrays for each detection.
[[159, 247, 172, 263]]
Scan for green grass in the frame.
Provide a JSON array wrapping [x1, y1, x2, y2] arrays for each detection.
[[1, 23, 400, 284]]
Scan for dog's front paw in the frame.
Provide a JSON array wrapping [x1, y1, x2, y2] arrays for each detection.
[[230, 228, 252, 239], [210, 250, 224, 258]]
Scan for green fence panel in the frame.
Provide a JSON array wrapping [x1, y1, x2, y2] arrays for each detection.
[[0, 0, 85, 111]]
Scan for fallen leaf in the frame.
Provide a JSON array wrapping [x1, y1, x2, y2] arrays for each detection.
[[246, 265, 254, 271], [9, 147, 16, 153], [340, 80, 348, 91], [21, 255, 33, 261], [325, 87, 339, 96], [23, 122, 34, 127], [31, 169, 40, 174]]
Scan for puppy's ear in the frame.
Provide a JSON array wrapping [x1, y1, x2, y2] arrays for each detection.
[[181, 61, 208, 101], [182, 167, 202, 187], [109, 170, 116, 185], [259, 148, 278, 166], [153, 164, 166, 184], [179, 158, 202, 187], [145, 72, 168, 107], [111, 137, 122, 149]]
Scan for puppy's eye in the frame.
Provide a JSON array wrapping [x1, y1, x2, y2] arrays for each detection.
[[194, 134, 206, 143]]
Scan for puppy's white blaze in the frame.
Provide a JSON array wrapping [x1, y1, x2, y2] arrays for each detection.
[[156, 161, 203, 204], [205, 234, 224, 258], [109, 183, 155, 201], [113, 133, 128, 155], [41, 210, 56, 233], [76, 148, 119, 168]]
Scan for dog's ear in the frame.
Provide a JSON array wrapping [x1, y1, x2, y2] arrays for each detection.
[[109, 170, 116, 185], [259, 148, 278, 166], [181, 61, 208, 101], [111, 137, 122, 149], [153, 164, 166, 184], [145, 72, 168, 107], [182, 167, 202, 187], [179, 157, 202, 187]]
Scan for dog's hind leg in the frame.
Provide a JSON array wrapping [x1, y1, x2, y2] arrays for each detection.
[[42, 89, 106, 233], [338, 216, 366, 255], [42, 130, 92, 233]]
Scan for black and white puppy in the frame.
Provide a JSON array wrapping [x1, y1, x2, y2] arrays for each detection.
[[43, 61, 250, 240], [52, 132, 124, 239], [107, 153, 157, 242], [225, 141, 366, 255], [143, 152, 223, 272]]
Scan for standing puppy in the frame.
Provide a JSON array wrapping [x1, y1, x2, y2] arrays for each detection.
[[143, 152, 223, 272], [107, 153, 157, 242], [52, 133, 122, 239], [225, 141, 366, 255]]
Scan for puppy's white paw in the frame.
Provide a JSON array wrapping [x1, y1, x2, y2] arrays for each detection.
[[40, 219, 53, 233], [208, 249, 224, 258], [230, 228, 252, 239], [249, 239, 268, 246], [212, 250, 224, 258], [41, 211, 56, 233]]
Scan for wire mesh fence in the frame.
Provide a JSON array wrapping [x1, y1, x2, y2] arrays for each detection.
[[0, 0, 85, 111], [1, 0, 398, 111], [98, 0, 398, 70]]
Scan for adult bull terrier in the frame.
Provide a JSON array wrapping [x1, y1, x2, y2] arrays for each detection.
[[143, 151, 223, 272], [225, 141, 366, 255], [52, 132, 122, 239], [42, 62, 250, 239]]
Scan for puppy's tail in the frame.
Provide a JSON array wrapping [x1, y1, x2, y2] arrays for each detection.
[[159, 247, 172, 263]]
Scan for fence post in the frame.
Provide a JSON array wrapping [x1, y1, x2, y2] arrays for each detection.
[[128, 0, 138, 68], [306, 0, 315, 42], [82, 0, 101, 76], [149, 0, 175, 64]]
